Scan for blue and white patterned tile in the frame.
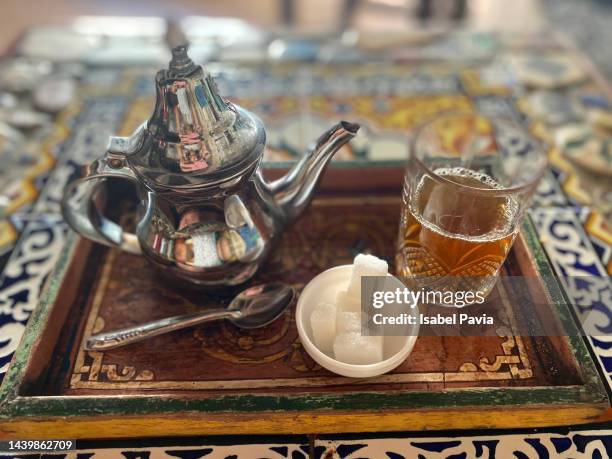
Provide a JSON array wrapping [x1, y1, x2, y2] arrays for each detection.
[[34, 442, 313, 459], [530, 206, 612, 389], [577, 206, 612, 278], [527, 136, 612, 392], [532, 170, 569, 208], [315, 430, 612, 458], [0, 97, 127, 376], [25, 431, 610, 458]]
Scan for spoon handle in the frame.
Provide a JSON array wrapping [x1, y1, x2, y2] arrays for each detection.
[[84, 308, 236, 351]]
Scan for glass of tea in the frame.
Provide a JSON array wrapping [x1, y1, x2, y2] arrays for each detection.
[[396, 112, 547, 306]]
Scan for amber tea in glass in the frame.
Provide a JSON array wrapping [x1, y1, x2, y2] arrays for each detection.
[[396, 113, 547, 305]]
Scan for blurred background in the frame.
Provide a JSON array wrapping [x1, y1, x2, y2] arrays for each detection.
[[1, 0, 612, 76]]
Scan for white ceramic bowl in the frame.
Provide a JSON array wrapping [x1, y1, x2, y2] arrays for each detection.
[[296, 265, 419, 378]]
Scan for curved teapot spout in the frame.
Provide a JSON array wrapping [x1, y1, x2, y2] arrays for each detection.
[[269, 121, 360, 222]]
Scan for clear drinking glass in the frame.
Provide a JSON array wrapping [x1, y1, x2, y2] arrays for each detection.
[[396, 112, 547, 305]]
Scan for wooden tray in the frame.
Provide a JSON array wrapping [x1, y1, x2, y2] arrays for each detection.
[[0, 179, 608, 439]]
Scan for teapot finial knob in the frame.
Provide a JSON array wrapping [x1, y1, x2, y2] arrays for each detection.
[[168, 44, 198, 77]]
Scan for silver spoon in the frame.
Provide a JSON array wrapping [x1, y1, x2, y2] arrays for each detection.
[[84, 283, 295, 351]]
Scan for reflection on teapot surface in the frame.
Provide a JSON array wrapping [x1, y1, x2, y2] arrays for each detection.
[[62, 45, 360, 287], [139, 192, 267, 285]]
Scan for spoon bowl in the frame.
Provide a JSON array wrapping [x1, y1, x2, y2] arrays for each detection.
[[228, 283, 296, 329]]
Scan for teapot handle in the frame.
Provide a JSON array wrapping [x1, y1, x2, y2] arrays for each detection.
[[61, 153, 142, 255]]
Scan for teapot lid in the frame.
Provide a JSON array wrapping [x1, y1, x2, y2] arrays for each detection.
[[125, 45, 265, 189]]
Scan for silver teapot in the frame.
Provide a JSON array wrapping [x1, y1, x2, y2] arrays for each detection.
[[62, 46, 359, 287]]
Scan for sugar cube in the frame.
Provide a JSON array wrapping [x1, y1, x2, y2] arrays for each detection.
[[333, 332, 384, 365], [337, 311, 361, 334], [347, 254, 388, 299], [336, 290, 361, 312], [310, 301, 337, 356]]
